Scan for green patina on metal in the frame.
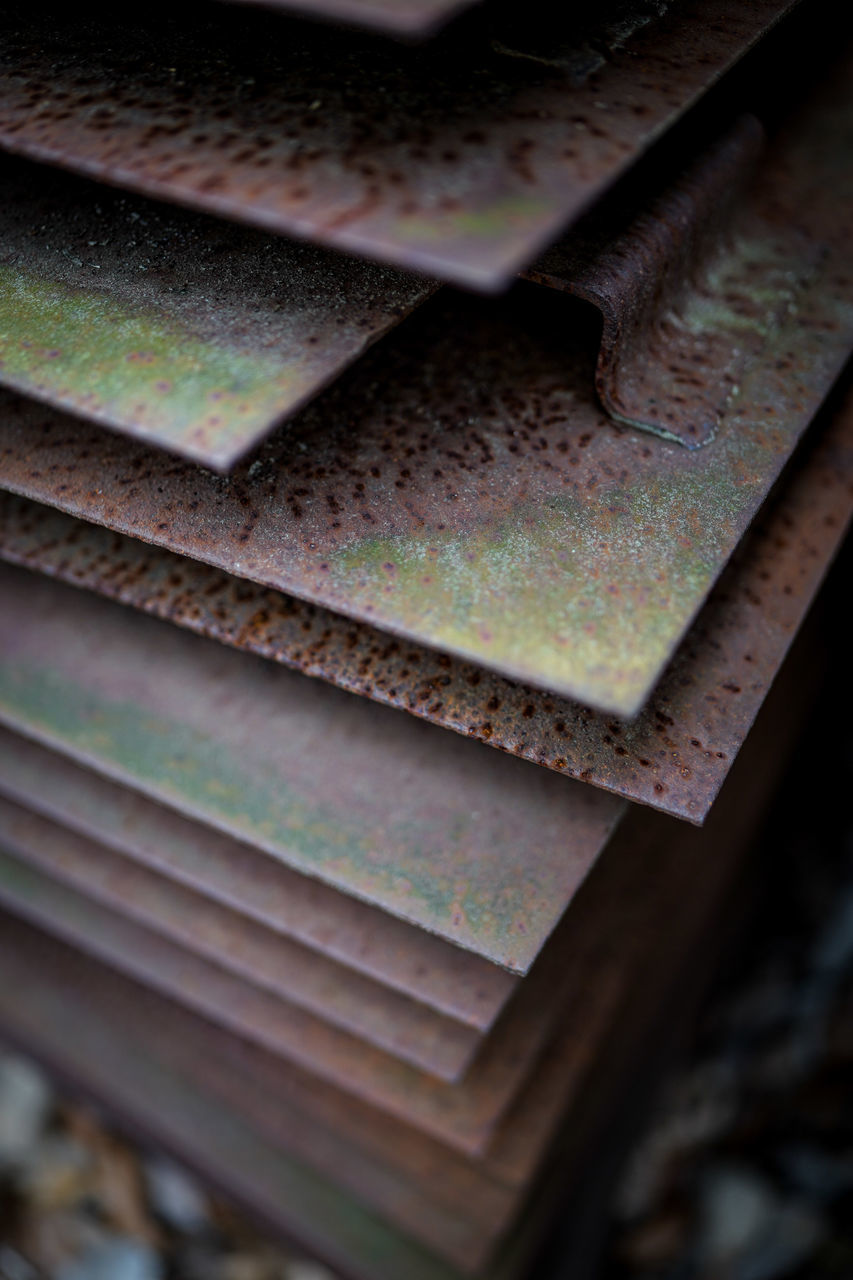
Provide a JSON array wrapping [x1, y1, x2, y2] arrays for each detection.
[[0, 266, 299, 453], [0, 51, 849, 717], [0, 157, 434, 470], [319, 468, 746, 712], [0, 566, 622, 970]]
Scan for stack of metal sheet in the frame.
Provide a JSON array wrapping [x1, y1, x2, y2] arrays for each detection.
[[0, 0, 851, 1276]]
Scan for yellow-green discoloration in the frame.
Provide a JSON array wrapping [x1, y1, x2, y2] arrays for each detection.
[[0, 267, 312, 462]]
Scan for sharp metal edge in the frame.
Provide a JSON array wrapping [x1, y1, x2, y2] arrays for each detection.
[[0, 156, 435, 470], [0, 46, 849, 717], [0, 562, 625, 973], [0, 820, 624, 1161], [0, 619, 817, 1270], [3, 366, 851, 823], [0, 791, 482, 1082], [0, 726, 518, 1031], [0, 0, 796, 287]]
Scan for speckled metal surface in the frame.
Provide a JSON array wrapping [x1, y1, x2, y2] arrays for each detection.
[[0, 157, 433, 470], [0, 564, 625, 972], [524, 116, 770, 449], [0, 0, 795, 287], [0, 48, 850, 717], [0, 792, 482, 1081], [0, 727, 516, 1031], [4, 364, 851, 825]]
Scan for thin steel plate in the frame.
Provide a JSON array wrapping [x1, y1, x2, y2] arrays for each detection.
[[0, 821, 625, 1159], [0, 727, 516, 1030], [0, 51, 849, 716], [0, 0, 795, 288], [0, 633, 810, 1273], [0, 564, 625, 972], [4, 367, 851, 823], [0, 793, 480, 1081], [0, 157, 434, 470]]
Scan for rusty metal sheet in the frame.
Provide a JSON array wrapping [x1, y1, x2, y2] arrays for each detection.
[[224, 0, 479, 38], [0, 816, 624, 1159], [0, 43, 851, 717], [524, 115, 770, 449], [0, 157, 433, 471], [0, 925, 461, 1280], [0, 634, 810, 1274], [0, 564, 625, 972], [0, 0, 796, 288], [0, 792, 481, 1081], [0, 728, 516, 1031], [4, 355, 849, 826]]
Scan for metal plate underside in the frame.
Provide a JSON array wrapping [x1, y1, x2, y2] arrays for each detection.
[[0, 564, 625, 973], [0, 45, 851, 717], [0, 157, 434, 471], [223, 0, 479, 38], [0, 810, 627, 1161], [0, 0, 795, 288], [4, 368, 851, 824], [0, 792, 482, 1081], [0, 643, 804, 1274], [0, 728, 517, 1031]]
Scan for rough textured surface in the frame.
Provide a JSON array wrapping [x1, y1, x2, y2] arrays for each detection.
[[0, 0, 794, 287], [0, 48, 849, 717], [0, 563, 624, 973], [3, 364, 851, 824], [525, 117, 770, 449], [0, 157, 433, 470]]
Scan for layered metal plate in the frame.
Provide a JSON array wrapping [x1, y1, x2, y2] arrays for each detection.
[[0, 157, 434, 469], [0, 0, 796, 287], [0, 727, 517, 1029], [0, 47, 850, 716], [3, 368, 851, 822], [0, 637, 809, 1275], [0, 564, 625, 971]]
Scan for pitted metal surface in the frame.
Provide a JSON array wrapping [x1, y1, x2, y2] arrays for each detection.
[[3, 366, 850, 824], [0, 53, 849, 716], [0, 0, 794, 287]]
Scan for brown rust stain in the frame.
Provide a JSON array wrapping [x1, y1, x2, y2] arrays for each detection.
[[0, 0, 794, 287]]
